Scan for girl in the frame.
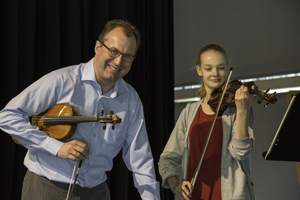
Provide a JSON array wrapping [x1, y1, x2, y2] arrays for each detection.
[[158, 44, 255, 200]]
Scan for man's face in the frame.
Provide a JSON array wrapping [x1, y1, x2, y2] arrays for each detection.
[[94, 27, 137, 89]]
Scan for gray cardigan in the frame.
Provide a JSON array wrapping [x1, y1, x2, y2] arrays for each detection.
[[158, 100, 256, 200]]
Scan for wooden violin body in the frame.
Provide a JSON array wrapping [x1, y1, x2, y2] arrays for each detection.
[[208, 80, 277, 112], [31, 104, 78, 140], [12, 103, 122, 144]]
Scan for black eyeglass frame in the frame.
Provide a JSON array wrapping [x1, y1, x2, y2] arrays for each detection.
[[100, 41, 135, 63]]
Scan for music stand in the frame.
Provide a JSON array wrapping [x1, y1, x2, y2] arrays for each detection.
[[263, 92, 300, 162]]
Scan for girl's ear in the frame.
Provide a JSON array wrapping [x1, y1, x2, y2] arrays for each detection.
[[197, 65, 203, 76]]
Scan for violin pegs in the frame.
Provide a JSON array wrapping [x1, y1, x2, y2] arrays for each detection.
[[257, 98, 262, 104], [264, 102, 269, 107]]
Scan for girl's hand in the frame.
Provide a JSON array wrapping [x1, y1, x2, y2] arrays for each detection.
[[168, 177, 193, 200], [235, 85, 255, 111]]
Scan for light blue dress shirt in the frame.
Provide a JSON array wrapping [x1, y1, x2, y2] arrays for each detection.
[[0, 58, 160, 199]]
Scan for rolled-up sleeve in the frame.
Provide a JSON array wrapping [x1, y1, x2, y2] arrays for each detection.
[[228, 106, 255, 160]]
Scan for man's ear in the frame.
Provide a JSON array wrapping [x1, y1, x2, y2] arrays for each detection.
[[95, 40, 102, 54], [196, 65, 202, 76]]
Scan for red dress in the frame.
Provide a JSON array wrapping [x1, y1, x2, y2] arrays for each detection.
[[186, 105, 223, 200]]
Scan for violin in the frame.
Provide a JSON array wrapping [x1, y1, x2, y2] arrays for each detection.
[[12, 103, 122, 144], [208, 79, 277, 112]]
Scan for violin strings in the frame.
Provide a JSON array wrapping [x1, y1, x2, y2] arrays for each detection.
[[226, 84, 273, 102], [30, 116, 114, 124]]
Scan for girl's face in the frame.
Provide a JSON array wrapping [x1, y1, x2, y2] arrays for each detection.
[[197, 50, 228, 95]]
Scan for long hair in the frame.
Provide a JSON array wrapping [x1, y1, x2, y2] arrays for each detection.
[[196, 44, 230, 99]]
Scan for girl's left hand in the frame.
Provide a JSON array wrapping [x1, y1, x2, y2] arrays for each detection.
[[235, 85, 255, 111]]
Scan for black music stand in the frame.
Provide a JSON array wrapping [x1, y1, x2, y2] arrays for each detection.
[[263, 92, 300, 162]]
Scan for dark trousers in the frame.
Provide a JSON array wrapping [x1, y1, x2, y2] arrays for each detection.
[[21, 170, 110, 200]]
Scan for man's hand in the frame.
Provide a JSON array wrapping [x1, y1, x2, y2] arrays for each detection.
[[57, 140, 90, 162]]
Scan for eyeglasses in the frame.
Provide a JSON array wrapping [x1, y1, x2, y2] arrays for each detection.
[[100, 41, 135, 63]]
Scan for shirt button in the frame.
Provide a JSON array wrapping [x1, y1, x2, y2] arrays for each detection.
[[110, 92, 117, 98]]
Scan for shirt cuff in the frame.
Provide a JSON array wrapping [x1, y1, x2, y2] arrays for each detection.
[[42, 137, 64, 156], [141, 181, 161, 200]]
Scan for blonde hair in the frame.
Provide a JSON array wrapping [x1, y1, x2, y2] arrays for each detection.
[[196, 44, 229, 99]]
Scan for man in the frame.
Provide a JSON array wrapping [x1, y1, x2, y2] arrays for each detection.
[[0, 19, 160, 200]]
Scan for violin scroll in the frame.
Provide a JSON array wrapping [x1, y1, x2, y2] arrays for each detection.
[[256, 88, 277, 108], [100, 109, 122, 130]]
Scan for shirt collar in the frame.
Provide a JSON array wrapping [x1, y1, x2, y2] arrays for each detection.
[[82, 58, 130, 97], [82, 58, 97, 82]]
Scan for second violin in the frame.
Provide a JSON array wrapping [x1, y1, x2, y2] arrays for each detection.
[[208, 79, 277, 112]]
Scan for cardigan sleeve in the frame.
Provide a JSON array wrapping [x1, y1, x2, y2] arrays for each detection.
[[228, 106, 255, 161], [158, 105, 189, 188]]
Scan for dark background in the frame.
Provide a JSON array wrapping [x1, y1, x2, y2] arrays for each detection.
[[1, 1, 174, 199]]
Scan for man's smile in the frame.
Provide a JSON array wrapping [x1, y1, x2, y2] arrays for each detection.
[[109, 65, 120, 72]]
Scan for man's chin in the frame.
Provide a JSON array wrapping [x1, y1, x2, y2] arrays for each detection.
[[103, 75, 119, 84]]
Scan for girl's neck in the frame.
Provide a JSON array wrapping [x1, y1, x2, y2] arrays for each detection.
[[202, 95, 215, 115], [203, 94, 211, 104]]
